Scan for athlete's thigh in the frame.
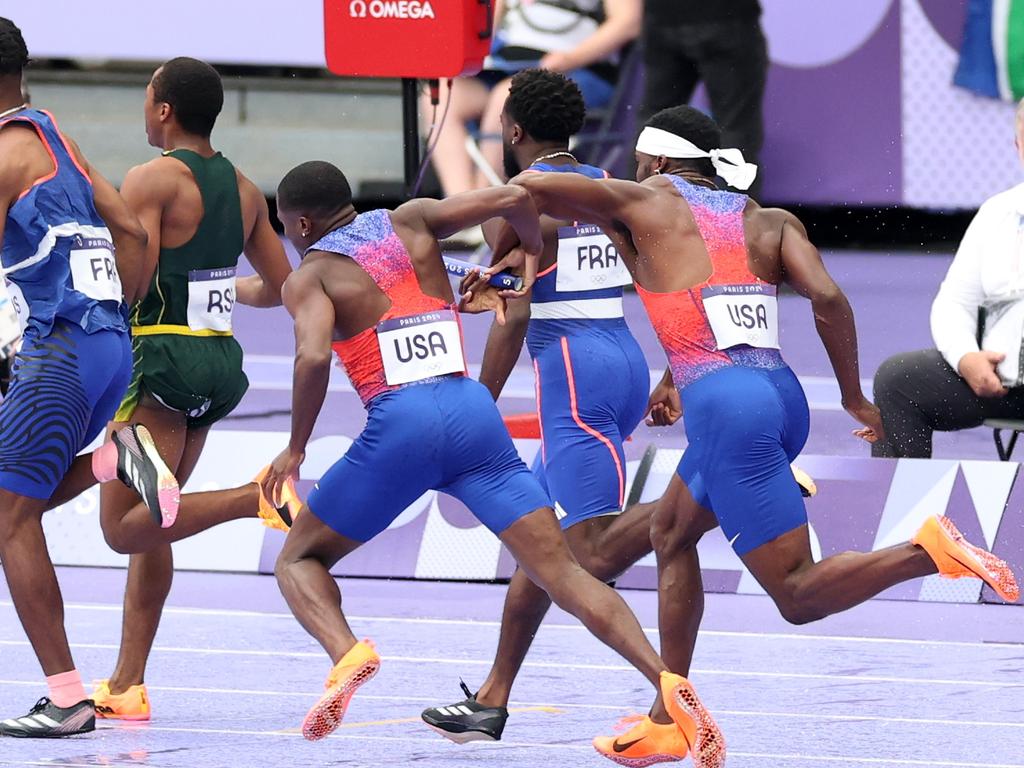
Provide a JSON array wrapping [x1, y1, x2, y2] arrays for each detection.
[[535, 338, 630, 526], [441, 379, 550, 535], [176, 425, 211, 486], [699, 409, 806, 557], [654, 473, 718, 549], [308, 390, 441, 543], [498, 506, 580, 589], [0, 327, 96, 500], [737, 524, 814, 597]]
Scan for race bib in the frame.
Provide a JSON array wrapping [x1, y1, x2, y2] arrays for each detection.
[[555, 224, 631, 292], [69, 235, 122, 303], [2, 280, 28, 334], [377, 309, 466, 386], [702, 284, 780, 351], [187, 267, 236, 332], [0, 281, 23, 351]]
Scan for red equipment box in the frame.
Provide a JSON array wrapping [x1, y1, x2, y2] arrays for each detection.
[[324, 0, 492, 78]]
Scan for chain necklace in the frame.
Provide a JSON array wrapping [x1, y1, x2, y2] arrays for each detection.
[[532, 151, 577, 165], [666, 170, 717, 189], [0, 103, 27, 121]]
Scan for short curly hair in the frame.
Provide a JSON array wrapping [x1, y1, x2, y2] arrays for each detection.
[[504, 69, 586, 143], [153, 57, 223, 138], [0, 18, 28, 77]]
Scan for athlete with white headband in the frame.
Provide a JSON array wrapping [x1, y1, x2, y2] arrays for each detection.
[[485, 104, 1019, 768]]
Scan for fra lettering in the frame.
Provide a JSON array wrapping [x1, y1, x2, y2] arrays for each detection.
[[728, 302, 768, 330], [208, 288, 235, 313], [394, 331, 448, 362], [90, 256, 116, 282], [577, 243, 619, 270]]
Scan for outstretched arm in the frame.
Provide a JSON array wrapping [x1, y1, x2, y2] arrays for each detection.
[[778, 211, 882, 442], [509, 172, 647, 230], [402, 186, 543, 255], [262, 268, 335, 503]]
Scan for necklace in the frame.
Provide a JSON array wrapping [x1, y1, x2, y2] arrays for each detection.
[[667, 170, 717, 189], [532, 151, 577, 165], [0, 103, 27, 121]]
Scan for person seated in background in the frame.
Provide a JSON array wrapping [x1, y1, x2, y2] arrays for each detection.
[[873, 102, 1024, 458], [427, 0, 640, 207]]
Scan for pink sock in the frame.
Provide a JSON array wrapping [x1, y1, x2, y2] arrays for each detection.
[[47, 669, 86, 708], [92, 440, 118, 482]]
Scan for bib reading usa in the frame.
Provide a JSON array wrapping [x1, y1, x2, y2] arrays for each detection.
[[702, 283, 780, 351], [377, 309, 466, 386]]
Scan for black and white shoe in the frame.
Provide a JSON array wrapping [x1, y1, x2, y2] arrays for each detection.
[[421, 681, 508, 743], [111, 424, 180, 528], [0, 698, 95, 738]]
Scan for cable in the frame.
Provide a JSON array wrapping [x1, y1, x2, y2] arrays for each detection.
[[410, 78, 454, 198]]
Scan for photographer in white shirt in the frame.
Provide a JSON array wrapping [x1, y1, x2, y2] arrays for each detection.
[[873, 102, 1024, 457]]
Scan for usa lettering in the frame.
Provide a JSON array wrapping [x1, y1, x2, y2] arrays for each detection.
[[394, 331, 448, 362], [576, 243, 619, 270], [207, 288, 235, 313], [727, 302, 769, 330]]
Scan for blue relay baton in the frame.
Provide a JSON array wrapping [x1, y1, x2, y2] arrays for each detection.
[[443, 257, 524, 292]]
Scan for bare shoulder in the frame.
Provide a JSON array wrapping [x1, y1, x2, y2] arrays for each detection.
[[234, 168, 268, 216], [123, 155, 188, 195]]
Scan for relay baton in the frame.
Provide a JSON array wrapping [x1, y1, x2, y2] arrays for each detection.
[[443, 257, 524, 292]]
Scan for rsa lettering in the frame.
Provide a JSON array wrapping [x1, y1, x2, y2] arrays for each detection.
[[208, 287, 235, 314]]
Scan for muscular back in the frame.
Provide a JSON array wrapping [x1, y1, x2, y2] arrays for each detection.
[[300, 207, 457, 342], [136, 154, 265, 250], [601, 175, 788, 293]]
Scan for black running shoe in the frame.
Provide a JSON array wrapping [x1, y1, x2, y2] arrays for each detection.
[[111, 424, 180, 528], [421, 681, 508, 743], [0, 697, 95, 738]]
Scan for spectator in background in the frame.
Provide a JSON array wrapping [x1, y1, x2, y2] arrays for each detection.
[[428, 0, 640, 203], [640, 0, 767, 197], [873, 102, 1024, 458]]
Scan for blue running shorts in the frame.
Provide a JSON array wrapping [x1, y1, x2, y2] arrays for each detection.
[[675, 364, 810, 556], [531, 331, 649, 529], [0, 319, 132, 499], [308, 376, 550, 542]]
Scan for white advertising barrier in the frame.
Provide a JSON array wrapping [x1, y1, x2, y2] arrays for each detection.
[[44, 430, 288, 572]]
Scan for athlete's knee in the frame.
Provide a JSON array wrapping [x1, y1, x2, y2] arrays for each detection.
[[650, 502, 700, 557], [101, 523, 133, 556], [770, 578, 828, 625]]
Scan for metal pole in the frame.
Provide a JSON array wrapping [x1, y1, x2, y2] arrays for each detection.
[[401, 78, 420, 200]]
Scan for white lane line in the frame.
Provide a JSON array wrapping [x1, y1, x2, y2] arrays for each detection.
[[2, 601, 1018, 651], [0, 679, 1018, 729], [0, 641, 1015, 688], [5, 725, 1017, 768]]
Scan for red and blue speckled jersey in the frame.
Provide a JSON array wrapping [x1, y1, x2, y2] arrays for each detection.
[[308, 210, 464, 406], [636, 175, 785, 390]]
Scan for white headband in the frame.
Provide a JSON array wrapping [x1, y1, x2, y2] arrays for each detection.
[[635, 126, 758, 192]]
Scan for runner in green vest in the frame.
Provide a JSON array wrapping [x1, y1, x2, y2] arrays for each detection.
[[90, 57, 298, 720]]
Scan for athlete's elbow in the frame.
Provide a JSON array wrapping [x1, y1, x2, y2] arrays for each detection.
[[499, 184, 532, 212], [295, 347, 332, 370]]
